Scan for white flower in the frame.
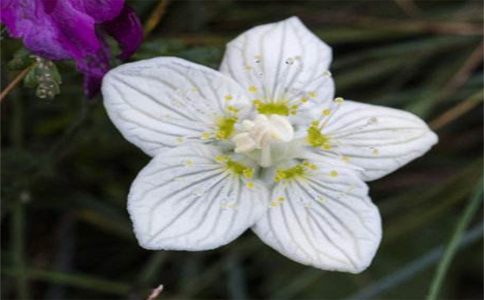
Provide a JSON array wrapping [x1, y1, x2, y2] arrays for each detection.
[[102, 17, 438, 273]]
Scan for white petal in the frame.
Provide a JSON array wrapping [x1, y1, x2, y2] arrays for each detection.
[[129, 145, 269, 250], [306, 100, 438, 181], [220, 17, 334, 120], [102, 57, 251, 156], [252, 162, 381, 273]]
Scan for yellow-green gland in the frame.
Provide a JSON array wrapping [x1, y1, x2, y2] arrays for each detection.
[[274, 165, 305, 182], [274, 162, 318, 182], [255, 101, 290, 116], [215, 116, 237, 140], [221, 156, 254, 179], [306, 125, 329, 147]]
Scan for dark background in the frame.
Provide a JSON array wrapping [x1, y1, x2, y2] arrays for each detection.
[[1, 1, 483, 299]]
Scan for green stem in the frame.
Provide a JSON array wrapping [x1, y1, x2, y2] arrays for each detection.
[[10, 82, 30, 299], [426, 181, 483, 300], [12, 193, 29, 299]]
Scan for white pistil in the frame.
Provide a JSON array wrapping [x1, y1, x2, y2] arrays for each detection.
[[233, 114, 294, 156]]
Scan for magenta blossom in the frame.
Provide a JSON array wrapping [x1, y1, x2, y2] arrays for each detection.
[[1, 0, 143, 98]]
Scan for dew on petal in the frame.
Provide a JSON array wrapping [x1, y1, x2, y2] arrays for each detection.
[[335, 97, 344, 104], [285, 58, 295, 65]]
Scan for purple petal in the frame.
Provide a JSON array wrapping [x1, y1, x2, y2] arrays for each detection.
[[101, 5, 143, 60], [77, 34, 111, 98], [68, 0, 124, 23], [0, 0, 102, 60], [40, 0, 58, 13], [1, 0, 20, 33]]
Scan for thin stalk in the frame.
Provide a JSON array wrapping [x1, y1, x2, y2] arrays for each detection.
[[10, 79, 30, 299], [429, 90, 483, 131], [0, 65, 33, 102], [144, 0, 171, 37], [426, 182, 483, 300]]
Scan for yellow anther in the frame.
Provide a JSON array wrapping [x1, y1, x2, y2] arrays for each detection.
[[322, 143, 332, 150], [290, 111, 297, 115], [335, 97, 344, 104], [323, 109, 331, 116], [311, 120, 319, 127], [303, 161, 310, 166], [372, 148, 380, 155], [291, 104, 299, 110], [253, 99, 261, 106], [270, 201, 279, 208], [248, 86, 258, 93], [342, 155, 350, 162], [278, 197, 285, 202], [309, 164, 317, 170], [301, 97, 309, 103], [224, 95, 233, 101], [246, 182, 254, 188], [308, 91, 317, 98], [185, 160, 194, 167], [330, 170, 339, 177]]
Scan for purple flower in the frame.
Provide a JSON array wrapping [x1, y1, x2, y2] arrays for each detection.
[[1, 0, 143, 98]]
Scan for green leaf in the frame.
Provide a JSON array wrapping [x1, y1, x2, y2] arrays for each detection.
[[7, 48, 34, 70], [22, 58, 63, 100]]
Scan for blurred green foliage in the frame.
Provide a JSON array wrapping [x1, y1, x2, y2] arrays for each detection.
[[1, 1, 483, 299]]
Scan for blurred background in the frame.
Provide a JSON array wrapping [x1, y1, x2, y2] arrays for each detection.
[[1, 1, 483, 299]]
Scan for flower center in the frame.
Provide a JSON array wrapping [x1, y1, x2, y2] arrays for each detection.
[[232, 114, 294, 167]]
